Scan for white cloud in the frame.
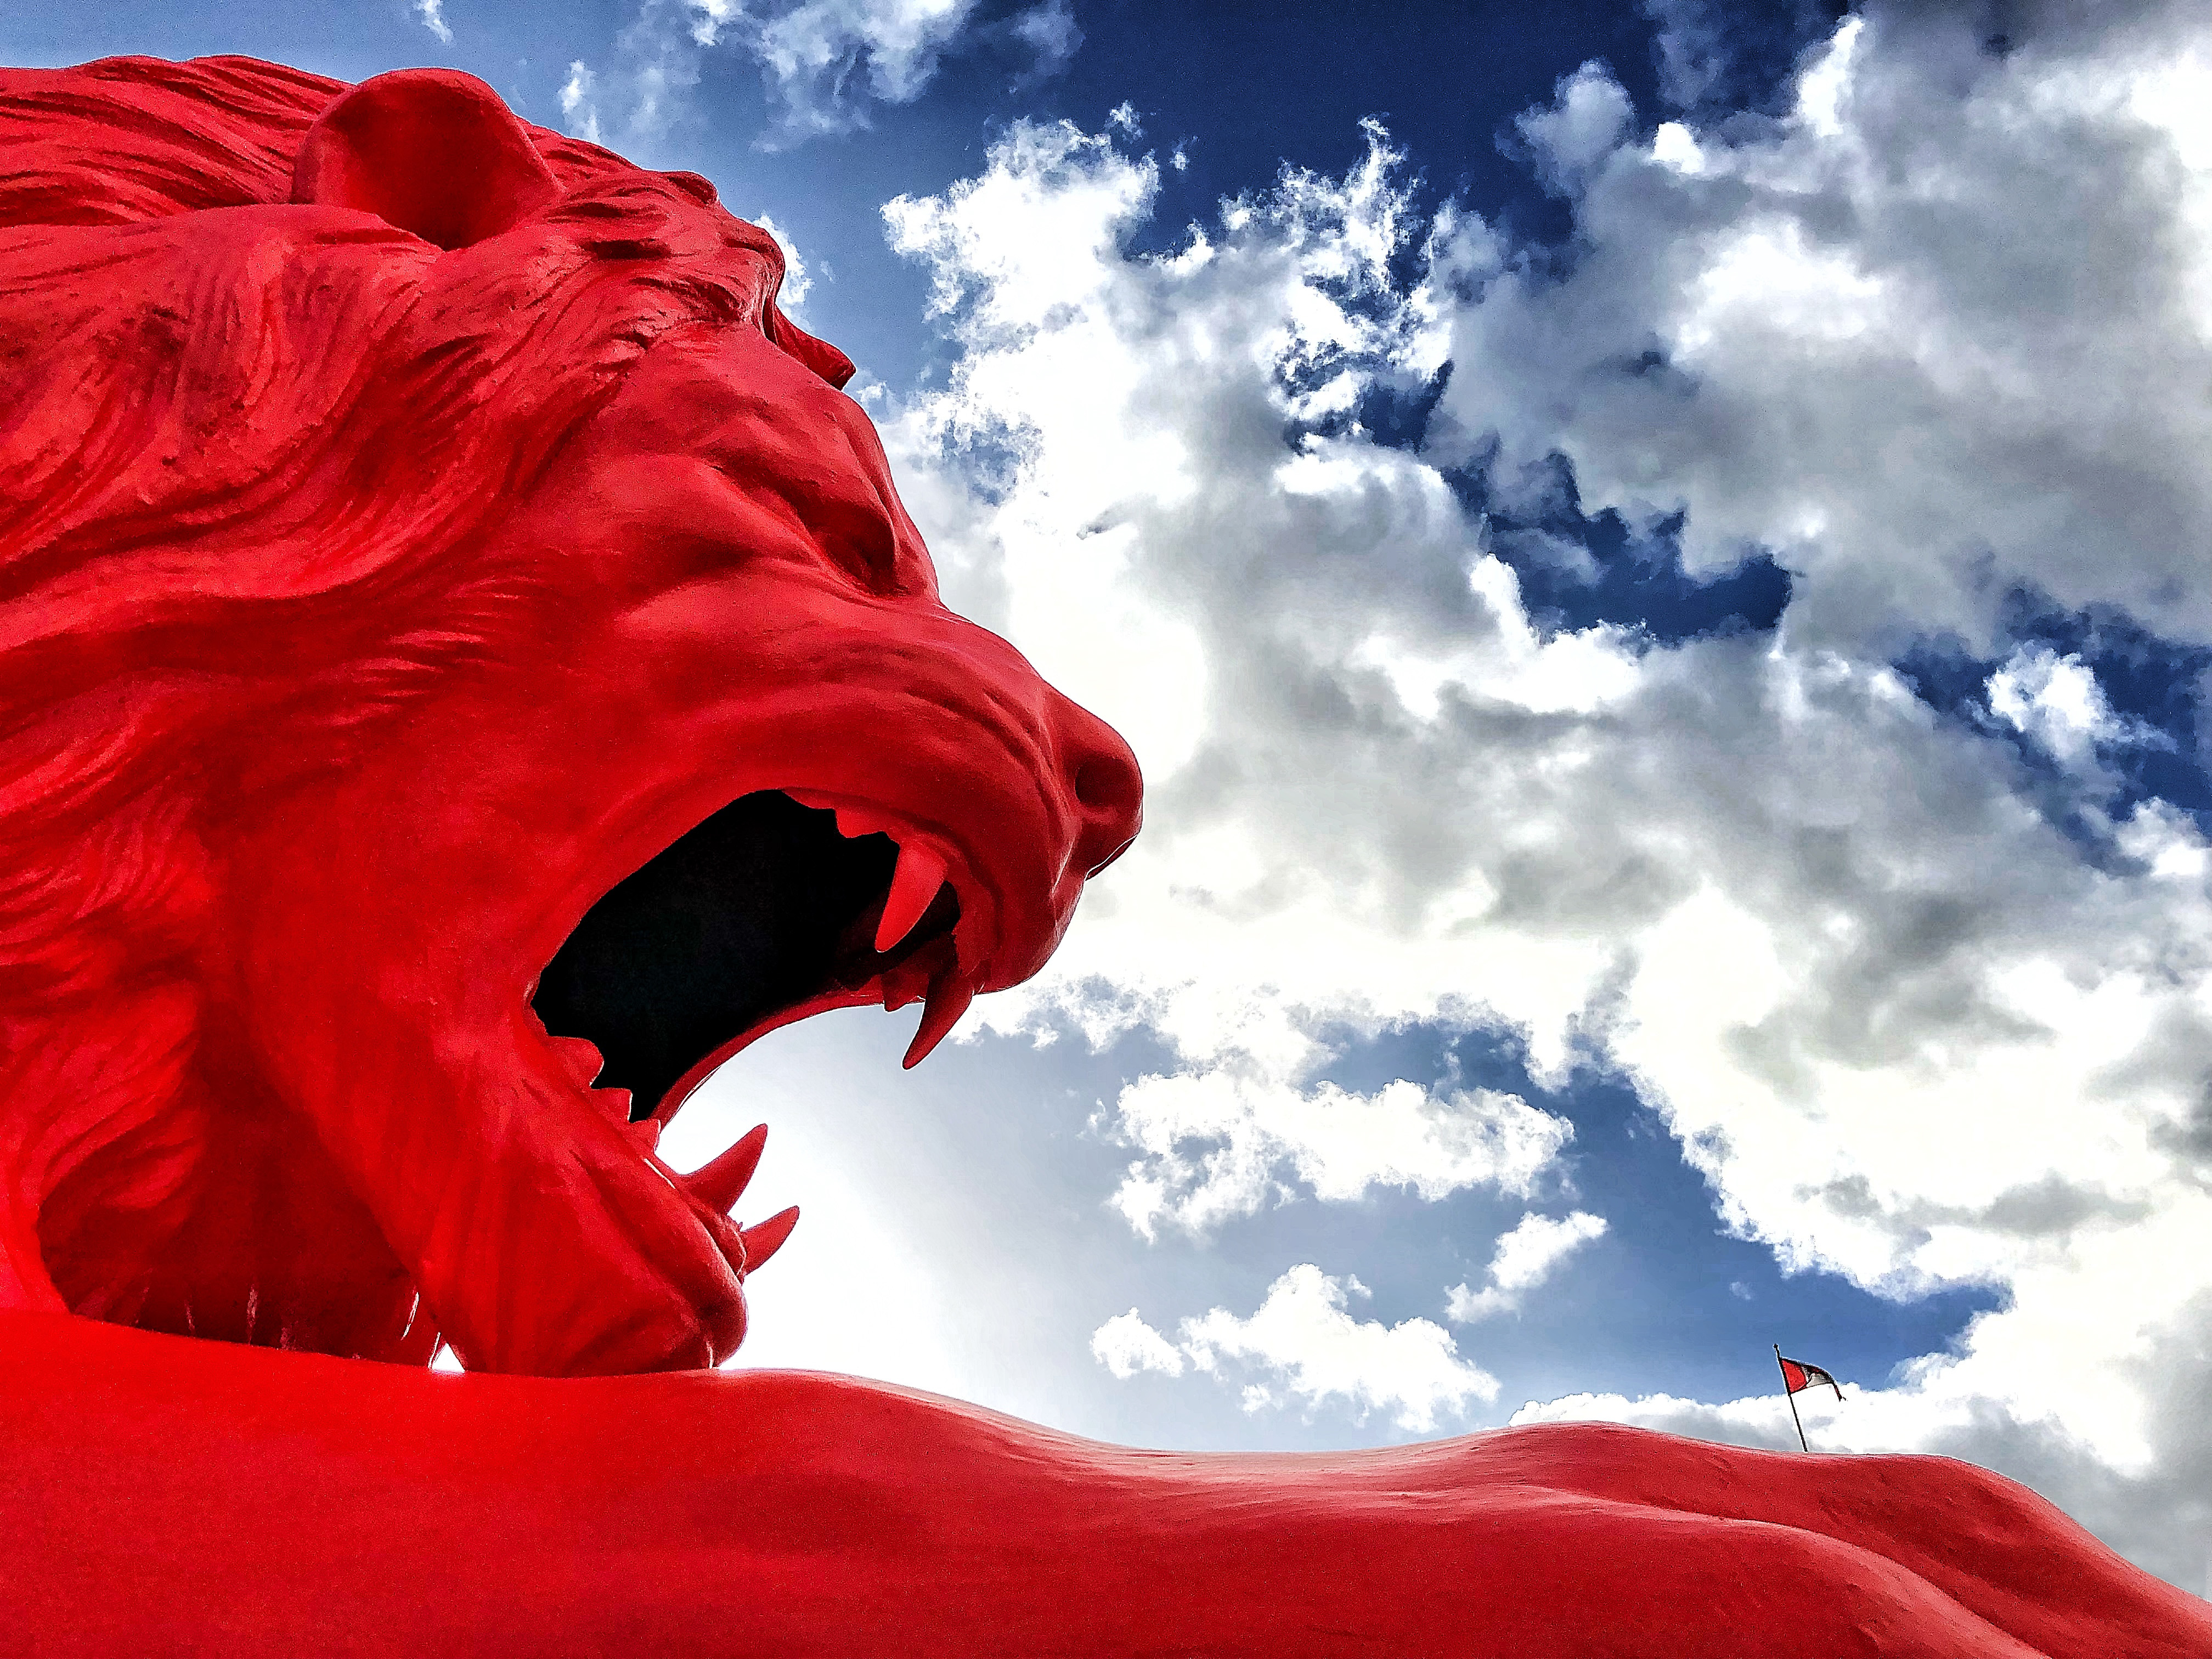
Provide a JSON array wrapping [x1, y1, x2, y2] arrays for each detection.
[[558, 60, 602, 145], [1513, 1385, 1803, 1449], [1988, 647, 2107, 761], [1090, 1308, 1185, 1378], [1104, 1071, 1572, 1240], [1432, 12, 2212, 659], [878, 1, 2212, 1587], [1987, 645, 2153, 768], [692, 0, 971, 140], [1446, 1210, 1608, 1322], [1009, 0, 1078, 78], [555, 4, 708, 145], [1514, 62, 1633, 192], [414, 0, 453, 44], [682, 0, 1076, 145], [1174, 1265, 1497, 1432], [1641, 0, 1730, 110], [750, 211, 812, 311], [557, 0, 1058, 148]]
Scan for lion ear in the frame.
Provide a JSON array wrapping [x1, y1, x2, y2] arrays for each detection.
[[292, 69, 561, 250]]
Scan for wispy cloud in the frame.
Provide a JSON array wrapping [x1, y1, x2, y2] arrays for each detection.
[[554, 3, 708, 146], [568, 0, 1080, 148], [749, 212, 812, 310], [557, 60, 602, 144], [1446, 1211, 1608, 1322], [414, 0, 453, 44], [693, 0, 977, 142]]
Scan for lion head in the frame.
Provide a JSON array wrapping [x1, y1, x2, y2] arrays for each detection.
[[0, 57, 1142, 1378]]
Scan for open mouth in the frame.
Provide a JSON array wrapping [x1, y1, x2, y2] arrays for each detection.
[[531, 789, 974, 1128]]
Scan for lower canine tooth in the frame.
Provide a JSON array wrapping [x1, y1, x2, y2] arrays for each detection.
[[881, 961, 928, 1011], [902, 973, 975, 1069], [683, 1122, 768, 1214], [740, 1206, 800, 1272]]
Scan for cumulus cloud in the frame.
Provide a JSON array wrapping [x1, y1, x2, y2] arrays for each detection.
[[1090, 1307, 1185, 1378], [1985, 646, 2162, 769], [1104, 1072, 1572, 1239], [1446, 1210, 1609, 1322], [1099, 1266, 1497, 1432], [879, 0, 2212, 1587], [1435, 12, 2212, 660]]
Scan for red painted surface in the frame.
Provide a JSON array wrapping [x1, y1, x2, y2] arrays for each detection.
[[7, 1314, 2210, 1658], [0, 55, 2205, 1656], [0, 55, 1138, 1379]]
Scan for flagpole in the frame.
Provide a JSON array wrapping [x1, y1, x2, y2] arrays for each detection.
[[1774, 1344, 1809, 1453]]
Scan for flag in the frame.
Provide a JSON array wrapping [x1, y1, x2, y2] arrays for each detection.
[[1778, 1355, 1843, 1400]]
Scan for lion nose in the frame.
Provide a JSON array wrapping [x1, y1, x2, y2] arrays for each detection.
[[1050, 689, 1144, 877]]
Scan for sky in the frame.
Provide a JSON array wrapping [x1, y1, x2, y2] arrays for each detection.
[[16, 0, 2212, 1598]]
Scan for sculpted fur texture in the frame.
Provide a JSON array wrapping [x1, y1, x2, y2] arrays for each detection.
[[0, 55, 2206, 1658], [0, 57, 1141, 1379]]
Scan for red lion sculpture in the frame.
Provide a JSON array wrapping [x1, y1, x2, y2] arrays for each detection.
[[0, 55, 2204, 1657]]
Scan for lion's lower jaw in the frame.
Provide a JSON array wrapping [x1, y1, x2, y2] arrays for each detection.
[[0, 986, 427, 1359], [382, 1090, 749, 1378], [0, 981, 746, 1372]]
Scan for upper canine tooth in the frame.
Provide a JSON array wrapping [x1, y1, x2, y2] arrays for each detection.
[[875, 841, 949, 955], [834, 804, 892, 840], [902, 971, 975, 1069]]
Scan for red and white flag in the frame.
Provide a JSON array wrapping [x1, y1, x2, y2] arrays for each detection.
[[1778, 1355, 1843, 1400]]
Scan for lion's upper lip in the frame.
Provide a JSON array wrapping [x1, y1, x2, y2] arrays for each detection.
[[529, 786, 1001, 1129]]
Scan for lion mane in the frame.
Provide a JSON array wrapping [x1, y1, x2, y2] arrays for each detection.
[[0, 55, 876, 1345]]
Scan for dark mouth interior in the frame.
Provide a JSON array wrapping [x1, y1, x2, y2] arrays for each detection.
[[532, 790, 957, 1122]]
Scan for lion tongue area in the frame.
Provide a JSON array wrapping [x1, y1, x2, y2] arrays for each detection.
[[533, 791, 907, 1122]]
